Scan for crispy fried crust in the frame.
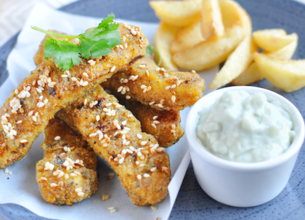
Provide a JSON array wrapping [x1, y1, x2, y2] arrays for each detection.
[[56, 85, 170, 206], [102, 55, 205, 111], [126, 100, 184, 147], [34, 31, 185, 147], [0, 24, 148, 168], [36, 117, 98, 205]]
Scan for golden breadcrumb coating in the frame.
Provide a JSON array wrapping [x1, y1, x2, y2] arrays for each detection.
[[102, 55, 205, 111], [0, 23, 148, 168], [56, 85, 170, 206], [35, 32, 184, 147], [36, 117, 98, 205], [126, 100, 184, 147]]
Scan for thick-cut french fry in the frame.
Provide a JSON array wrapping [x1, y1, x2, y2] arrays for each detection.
[[255, 29, 286, 36], [0, 24, 148, 168], [232, 38, 298, 85], [230, 62, 263, 86], [154, 22, 179, 70], [36, 117, 98, 205], [171, 0, 251, 54], [219, 0, 252, 35], [253, 29, 297, 52], [254, 52, 305, 92], [264, 39, 298, 60], [102, 56, 205, 111], [149, 0, 201, 27], [209, 35, 258, 89], [126, 100, 184, 148], [170, 20, 203, 54], [173, 23, 244, 71], [200, 0, 224, 39], [56, 85, 171, 206]]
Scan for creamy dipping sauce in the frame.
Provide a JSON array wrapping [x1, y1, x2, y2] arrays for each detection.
[[196, 91, 295, 163]]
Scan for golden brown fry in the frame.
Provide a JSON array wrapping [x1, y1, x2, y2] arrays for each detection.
[[254, 52, 305, 92], [200, 0, 224, 39], [0, 24, 148, 168], [153, 22, 179, 70], [230, 62, 263, 86], [36, 117, 98, 205], [232, 38, 298, 86], [102, 55, 205, 111], [126, 100, 184, 148], [209, 35, 258, 89], [170, 20, 203, 54], [149, 0, 201, 27], [219, 0, 252, 35], [172, 23, 245, 71], [56, 85, 170, 206]]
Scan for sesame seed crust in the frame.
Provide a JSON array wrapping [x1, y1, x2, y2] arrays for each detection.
[[36, 117, 98, 205], [56, 85, 170, 206], [126, 101, 184, 147], [0, 24, 149, 169], [102, 55, 205, 111]]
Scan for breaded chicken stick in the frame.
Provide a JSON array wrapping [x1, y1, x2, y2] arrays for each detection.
[[102, 55, 205, 111], [0, 23, 148, 168], [126, 100, 184, 147], [34, 31, 184, 147], [36, 117, 98, 205], [56, 85, 170, 206]]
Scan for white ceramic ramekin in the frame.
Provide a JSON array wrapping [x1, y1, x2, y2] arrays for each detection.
[[186, 86, 304, 207]]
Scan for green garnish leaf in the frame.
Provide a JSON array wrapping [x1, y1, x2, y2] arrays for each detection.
[[32, 13, 122, 71], [146, 45, 154, 55], [83, 13, 119, 40], [146, 45, 161, 66], [44, 38, 82, 70], [80, 35, 121, 59]]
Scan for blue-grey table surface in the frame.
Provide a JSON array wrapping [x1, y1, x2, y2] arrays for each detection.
[[1, 0, 305, 219]]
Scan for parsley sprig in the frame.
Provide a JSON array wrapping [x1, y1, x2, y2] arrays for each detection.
[[32, 13, 121, 70]]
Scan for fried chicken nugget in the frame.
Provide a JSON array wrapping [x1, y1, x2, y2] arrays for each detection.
[[36, 117, 98, 205], [101, 55, 205, 111], [56, 85, 170, 206], [126, 100, 184, 147], [0, 23, 148, 168]]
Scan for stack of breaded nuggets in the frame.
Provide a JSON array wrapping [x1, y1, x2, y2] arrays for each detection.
[[0, 23, 204, 206]]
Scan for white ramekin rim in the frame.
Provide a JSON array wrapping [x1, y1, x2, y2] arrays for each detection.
[[186, 86, 305, 171]]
